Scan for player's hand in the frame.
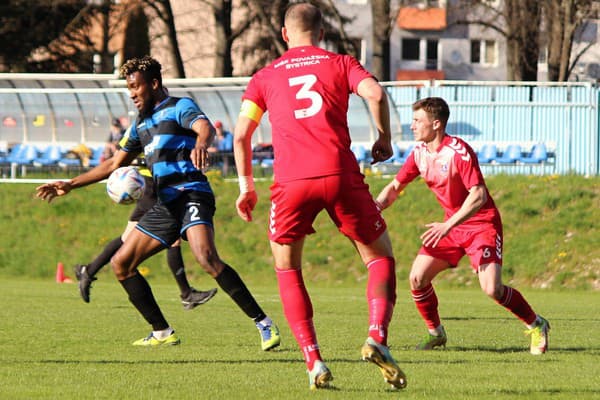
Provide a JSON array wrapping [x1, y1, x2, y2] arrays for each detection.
[[191, 143, 209, 170], [235, 191, 257, 222], [420, 222, 451, 248], [370, 139, 393, 164], [35, 181, 72, 203]]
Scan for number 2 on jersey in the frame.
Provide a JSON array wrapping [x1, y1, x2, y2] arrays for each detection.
[[288, 74, 323, 119]]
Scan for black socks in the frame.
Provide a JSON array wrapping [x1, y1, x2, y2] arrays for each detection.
[[86, 236, 123, 276], [166, 246, 192, 298], [120, 272, 169, 331], [215, 264, 266, 322]]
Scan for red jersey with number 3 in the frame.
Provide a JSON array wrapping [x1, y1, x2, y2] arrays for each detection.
[[242, 45, 373, 183], [396, 135, 501, 227]]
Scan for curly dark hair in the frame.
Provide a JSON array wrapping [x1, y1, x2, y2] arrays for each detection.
[[119, 56, 162, 85]]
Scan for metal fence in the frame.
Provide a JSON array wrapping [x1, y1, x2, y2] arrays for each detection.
[[0, 74, 598, 176], [385, 80, 599, 176]]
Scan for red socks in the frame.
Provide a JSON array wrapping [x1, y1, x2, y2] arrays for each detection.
[[276, 256, 397, 367], [496, 285, 537, 325], [366, 257, 396, 346], [412, 283, 538, 329], [276, 268, 321, 370], [411, 283, 441, 330]]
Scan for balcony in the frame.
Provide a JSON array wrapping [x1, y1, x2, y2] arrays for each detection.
[[397, 5, 447, 31]]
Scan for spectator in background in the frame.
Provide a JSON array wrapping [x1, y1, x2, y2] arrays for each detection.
[[208, 120, 233, 153], [208, 120, 234, 175], [65, 143, 93, 167], [102, 118, 125, 161]]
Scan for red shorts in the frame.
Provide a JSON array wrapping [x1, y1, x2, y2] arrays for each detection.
[[268, 173, 386, 244], [418, 222, 503, 270]]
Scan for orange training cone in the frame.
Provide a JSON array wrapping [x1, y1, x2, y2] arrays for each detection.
[[55, 262, 65, 283]]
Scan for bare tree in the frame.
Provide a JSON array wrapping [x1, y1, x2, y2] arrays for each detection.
[[370, 0, 401, 81], [543, 0, 597, 81], [0, 0, 87, 72], [453, 0, 597, 81], [143, 0, 186, 77], [453, 0, 541, 81], [232, 0, 357, 75], [121, 3, 151, 63], [213, 0, 234, 77]]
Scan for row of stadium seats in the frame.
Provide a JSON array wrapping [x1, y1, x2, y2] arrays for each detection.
[[0, 142, 278, 178], [352, 142, 554, 166], [0, 143, 105, 178], [352, 143, 415, 169], [476, 142, 552, 165]]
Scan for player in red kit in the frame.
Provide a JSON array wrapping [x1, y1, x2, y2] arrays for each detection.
[[233, 2, 406, 391], [376, 97, 549, 355]]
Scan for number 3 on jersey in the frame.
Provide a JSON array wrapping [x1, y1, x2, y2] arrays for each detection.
[[289, 74, 323, 119]]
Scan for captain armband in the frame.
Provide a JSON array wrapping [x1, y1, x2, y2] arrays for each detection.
[[239, 100, 264, 123]]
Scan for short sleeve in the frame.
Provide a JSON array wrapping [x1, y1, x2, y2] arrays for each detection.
[[176, 97, 208, 129], [395, 151, 420, 185]]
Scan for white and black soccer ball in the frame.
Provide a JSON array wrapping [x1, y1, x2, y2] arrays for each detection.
[[106, 166, 145, 205]]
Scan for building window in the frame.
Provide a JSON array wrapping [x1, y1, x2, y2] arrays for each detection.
[[402, 38, 420, 61], [426, 39, 438, 69], [470, 40, 496, 65], [404, 0, 445, 7]]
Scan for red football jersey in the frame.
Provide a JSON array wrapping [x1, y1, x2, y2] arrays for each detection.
[[242, 45, 373, 182], [396, 135, 501, 226]]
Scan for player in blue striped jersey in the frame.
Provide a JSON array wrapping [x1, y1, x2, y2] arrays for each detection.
[[36, 56, 280, 350]]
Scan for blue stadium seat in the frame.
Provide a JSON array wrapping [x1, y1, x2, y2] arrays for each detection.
[[520, 143, 548, 164], [390, 143, 403, 164], [33, 144, 63, 167], [8, 143, 38, 165], [495, 144, 522, 164], [396, 144, 415, 164], [5, 143, 24, 164], [260, 158, 273, 167], [88, 146, 104, 167], [477, 143, 498, 164], [351, 144, 368, 164]]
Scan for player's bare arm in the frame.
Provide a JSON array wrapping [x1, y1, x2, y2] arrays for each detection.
[[233, 104, 262, 222], [445, 184, 487, 229], [233, 114, 259, 178], [190, 118, 215, 170], [357, 77, 392, 163], [421, 184, 487, 247], [36, 150, 137, 203], [376, 178, 406, 210]]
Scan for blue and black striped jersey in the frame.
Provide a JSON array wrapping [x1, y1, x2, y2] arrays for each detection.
[[122, 96, 212, 203]]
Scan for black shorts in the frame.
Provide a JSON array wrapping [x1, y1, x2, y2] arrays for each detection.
[[136, 191, 215, 247], [129, 176, 157, 222]]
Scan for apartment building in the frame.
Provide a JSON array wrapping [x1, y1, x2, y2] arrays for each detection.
[[81, 0, 600, 81]]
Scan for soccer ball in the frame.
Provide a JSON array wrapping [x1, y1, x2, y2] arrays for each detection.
[[106, 166, 145, 205]]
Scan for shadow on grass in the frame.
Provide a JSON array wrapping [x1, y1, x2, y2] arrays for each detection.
[[28, 358, 302, 365], [443, 316, 600, 322]]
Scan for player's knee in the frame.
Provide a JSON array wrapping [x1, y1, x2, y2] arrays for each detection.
[[192, 247, 220, 275], [110, 256, 130, 280], [409, 272, 427, 290], [481, 282, 502, 299]]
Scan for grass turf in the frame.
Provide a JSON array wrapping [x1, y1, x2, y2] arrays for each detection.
[[0, 279, 598, 399]]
